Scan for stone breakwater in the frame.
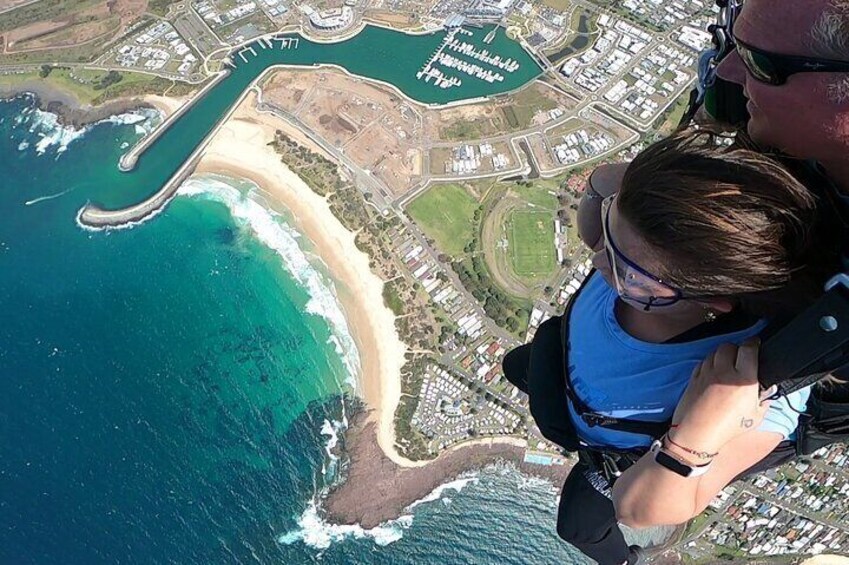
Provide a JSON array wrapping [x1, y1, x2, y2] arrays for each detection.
[[77, 152, 201, 229], [77, 75, 245, 230]]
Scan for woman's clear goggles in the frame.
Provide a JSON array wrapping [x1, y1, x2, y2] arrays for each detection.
[[601, 196, 685, 308]]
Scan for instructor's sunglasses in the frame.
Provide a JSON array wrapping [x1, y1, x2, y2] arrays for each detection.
[[735, 38, 849, 85]]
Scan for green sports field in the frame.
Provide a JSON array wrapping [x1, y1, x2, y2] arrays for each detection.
[[407, 183, 479, 257], [509, 210, 555, 276]]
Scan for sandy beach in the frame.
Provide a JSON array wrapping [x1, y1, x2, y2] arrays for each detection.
[[193, 95, 419, 468], [142, 94, 189, 117]]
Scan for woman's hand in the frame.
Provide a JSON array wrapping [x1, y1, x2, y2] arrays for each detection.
[[670, 339, 773, 455]]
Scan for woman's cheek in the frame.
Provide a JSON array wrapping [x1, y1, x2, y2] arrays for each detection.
[[592, 250, 614, 285]]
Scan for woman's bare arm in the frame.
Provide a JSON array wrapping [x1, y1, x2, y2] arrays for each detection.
[[613, 341, 778, 528], [612, 430, 782, 528]]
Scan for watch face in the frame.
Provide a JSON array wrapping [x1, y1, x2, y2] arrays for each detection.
[[655, 450, 694, 477]]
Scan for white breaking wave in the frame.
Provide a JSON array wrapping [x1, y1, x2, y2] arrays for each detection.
[[97, 107, 161, 137], [320, 419, 341, 456], [28, 110, 87, 156], [277, 500, 411, 549], [516, 475, 555, 493], [319, 417, 347, 484], [177, 175, 361, 387], [15, 100, 162, 159], [406, 474, 479, 510], [279, 471, 480, 550]]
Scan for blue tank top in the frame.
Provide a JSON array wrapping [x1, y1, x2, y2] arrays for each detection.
[[567, 272, 808, 450]]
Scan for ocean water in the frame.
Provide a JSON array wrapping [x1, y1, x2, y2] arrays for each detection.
[[0, 94, 587, 564]]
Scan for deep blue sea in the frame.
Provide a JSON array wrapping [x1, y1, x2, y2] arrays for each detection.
[[0, 94, 590, 564]]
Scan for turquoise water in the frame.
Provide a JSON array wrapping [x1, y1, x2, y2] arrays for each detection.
[[0, 95, 588, 563], [94, 24, 541, 213]]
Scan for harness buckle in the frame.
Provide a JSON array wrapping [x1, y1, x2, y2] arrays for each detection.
[[601, 453, 623, 478], [583, 413, 616, 427]]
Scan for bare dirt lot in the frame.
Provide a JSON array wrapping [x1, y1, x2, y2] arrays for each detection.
[[346, 121, 417, 195], [364, 9, 418, 29], [262, 70, 315, 111], [421, 81, 580, 142], [263, 68, 424, 197], [527, 132, 560, 173], [1, 0, 147, 55]]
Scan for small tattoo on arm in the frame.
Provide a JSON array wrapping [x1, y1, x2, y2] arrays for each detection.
[[741, 417, 754, 429]]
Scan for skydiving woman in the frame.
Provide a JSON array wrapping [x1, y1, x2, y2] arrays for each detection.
[[502, 129, 842, 565]]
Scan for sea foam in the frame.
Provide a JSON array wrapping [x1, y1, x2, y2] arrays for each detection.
[[177, 175, 361, 388], [406, 473, 479, 510], [277, 500, 411, 549], [28, 110, 87, 156], [279, 469, 481, 550], [13, 96, 162, 159]]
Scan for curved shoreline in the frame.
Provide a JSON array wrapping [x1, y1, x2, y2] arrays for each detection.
[[324, 409, 564, 529], [0, 81, 159, 127], [188, 99, 422, 468]]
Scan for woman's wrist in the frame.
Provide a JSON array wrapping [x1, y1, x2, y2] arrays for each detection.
[[661, 431, 716, 466]]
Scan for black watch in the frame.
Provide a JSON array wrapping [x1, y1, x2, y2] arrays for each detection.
[[650, 439, 712, 478]]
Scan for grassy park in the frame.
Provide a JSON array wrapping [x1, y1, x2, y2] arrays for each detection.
[[407, 183, 480, 257], [501, 85, 558, 129]]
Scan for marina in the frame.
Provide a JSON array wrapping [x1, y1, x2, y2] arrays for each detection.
[[415, 26, 523, 91]]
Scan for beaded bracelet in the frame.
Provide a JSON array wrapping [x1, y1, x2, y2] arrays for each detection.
[[664, 431, 718, 461]]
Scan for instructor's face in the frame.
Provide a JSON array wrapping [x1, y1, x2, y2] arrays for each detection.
[[717, 0, 846, 162]]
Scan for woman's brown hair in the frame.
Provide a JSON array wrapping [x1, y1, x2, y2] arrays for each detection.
[[618, 129, 842, 316]]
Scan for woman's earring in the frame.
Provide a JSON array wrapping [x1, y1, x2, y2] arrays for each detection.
[[704, 309, 717, 323]]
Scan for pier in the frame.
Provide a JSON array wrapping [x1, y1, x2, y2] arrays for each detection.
[[118, 71, 228, 172]]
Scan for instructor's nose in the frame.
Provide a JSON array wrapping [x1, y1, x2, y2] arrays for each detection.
[[717, 50, 747, 87]]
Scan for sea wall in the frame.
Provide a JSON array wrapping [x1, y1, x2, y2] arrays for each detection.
[[77, 75, 244, 230]]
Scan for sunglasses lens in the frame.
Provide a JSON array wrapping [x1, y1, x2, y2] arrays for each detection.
[[738, 43, 779, 84]]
